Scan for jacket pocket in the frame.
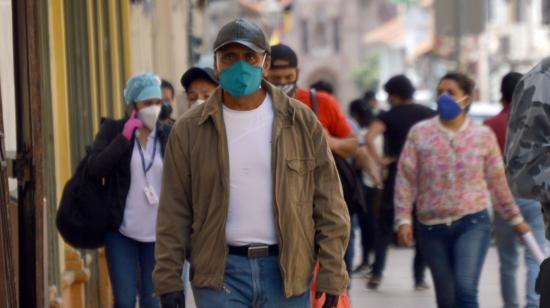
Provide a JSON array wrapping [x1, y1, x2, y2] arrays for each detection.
[[287, 159, 315, 176], [286, 159, 315, 203]]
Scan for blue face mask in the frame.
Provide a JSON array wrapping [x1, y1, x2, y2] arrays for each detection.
[[219, 59, 265, 97], [437, 94, 466, 120]]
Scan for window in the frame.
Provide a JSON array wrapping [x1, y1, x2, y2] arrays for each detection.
[[301, 14, 341, 56]]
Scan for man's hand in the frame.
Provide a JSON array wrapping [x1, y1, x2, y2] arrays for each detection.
[[397, 224, 413, 247], [514, 221, 531, 236], [379, 156, 396, 167], [316, 292, 340, 308], [160, 291, 185, 308]]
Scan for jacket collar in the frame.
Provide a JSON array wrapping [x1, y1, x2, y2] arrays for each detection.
[[198, 80, 295, 126]]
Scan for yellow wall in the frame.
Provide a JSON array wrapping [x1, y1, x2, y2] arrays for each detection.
[[48, 0, 70, 273], [46, 1, 132, 305]]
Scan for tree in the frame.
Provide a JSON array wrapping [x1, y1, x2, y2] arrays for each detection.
[[351, 54, 380, 93]]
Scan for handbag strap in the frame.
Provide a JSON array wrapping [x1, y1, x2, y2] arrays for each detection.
[[309, 89, 319, 117]]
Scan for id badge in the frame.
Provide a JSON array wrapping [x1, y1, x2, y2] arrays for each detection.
[[144, 185, 159, 205]]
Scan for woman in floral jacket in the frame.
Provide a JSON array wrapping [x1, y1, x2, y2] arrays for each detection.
[[395, 72, 530, 308]]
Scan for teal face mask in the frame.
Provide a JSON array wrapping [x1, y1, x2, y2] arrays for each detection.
[[219, 58, 265, 97]]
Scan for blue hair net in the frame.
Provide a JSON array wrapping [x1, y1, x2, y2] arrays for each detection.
[[123, 73, 162, 105]]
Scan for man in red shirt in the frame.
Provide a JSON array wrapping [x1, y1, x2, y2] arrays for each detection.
[[266, 44, 358, 158], [484, 72, 522, 152], [484, 72, 546, 308]]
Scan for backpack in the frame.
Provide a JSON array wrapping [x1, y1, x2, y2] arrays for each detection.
[[56, 149, 111, 249], [309, 89, 367, 216]]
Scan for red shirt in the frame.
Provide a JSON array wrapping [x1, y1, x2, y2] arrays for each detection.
[[483, 105, 509, 154], [295, 87, 352, 138]]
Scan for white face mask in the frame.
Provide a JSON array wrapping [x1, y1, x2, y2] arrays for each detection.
[[138, 105, 161, 130], [275, 82, 297, 96]]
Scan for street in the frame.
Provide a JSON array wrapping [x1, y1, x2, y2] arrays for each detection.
[[349, 246, 526, 308]]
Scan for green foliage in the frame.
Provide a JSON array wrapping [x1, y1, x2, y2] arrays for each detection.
[[351, 54, 380, 93]]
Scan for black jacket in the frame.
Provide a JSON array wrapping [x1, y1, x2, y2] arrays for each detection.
[[87, 118, 172, 230]]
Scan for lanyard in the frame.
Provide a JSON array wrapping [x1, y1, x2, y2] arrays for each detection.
[[136, 134, 158, 175]]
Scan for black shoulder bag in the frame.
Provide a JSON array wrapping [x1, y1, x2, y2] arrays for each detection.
[[56, 149, 111, 249], [309, 89, 367, 216]]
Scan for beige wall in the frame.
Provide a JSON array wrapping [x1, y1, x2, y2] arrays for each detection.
[[129, 0, 190, 117], [0, 0, 16, 155]]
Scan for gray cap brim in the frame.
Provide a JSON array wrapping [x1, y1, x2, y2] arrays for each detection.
[[214, 39, 267, 53]]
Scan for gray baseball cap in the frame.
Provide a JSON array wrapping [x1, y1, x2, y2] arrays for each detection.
[[213, 18, 270, 54]]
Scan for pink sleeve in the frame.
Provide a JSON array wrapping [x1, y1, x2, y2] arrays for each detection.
[[394, 128, 419, 225], [484, 131, 521, 221]]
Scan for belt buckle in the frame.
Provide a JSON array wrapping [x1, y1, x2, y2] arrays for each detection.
[[248, 245, 269, 258]]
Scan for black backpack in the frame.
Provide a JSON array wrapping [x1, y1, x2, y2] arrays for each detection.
[[309, 89, 367, 216], [56, 150, 111, 249]]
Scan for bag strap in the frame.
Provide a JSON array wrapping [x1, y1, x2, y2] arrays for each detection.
[[309, 89, 319, 117]]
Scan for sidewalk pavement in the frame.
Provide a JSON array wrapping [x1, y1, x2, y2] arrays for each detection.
[[349, 246, 527, 308], [184, 246, 529, 307]]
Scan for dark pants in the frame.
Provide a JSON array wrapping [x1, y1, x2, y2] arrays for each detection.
[[371, 206, 394, 277], [413, 213, 428, 284], [419, 210, 491, 308], [371, 181, 427, 283], [105, 232, 160, 308], [345, 215, 356, 277], [359, 185, 378, 266], [537, 258, 550, 308]]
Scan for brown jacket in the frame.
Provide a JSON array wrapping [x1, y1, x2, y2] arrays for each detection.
[[153, 81, 350, 297]]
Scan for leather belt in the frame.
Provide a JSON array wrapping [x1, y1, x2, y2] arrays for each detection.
[[228, 245, 279, 258]]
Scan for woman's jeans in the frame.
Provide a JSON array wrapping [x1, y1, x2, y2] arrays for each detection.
[[193, 255, 310, 307], [105, 232, 160, 308], [419, 210, 491, 308], [494, 198, 547, 308]]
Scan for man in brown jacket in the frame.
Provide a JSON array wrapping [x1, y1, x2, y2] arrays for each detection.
[[154, 19, 350, 308]]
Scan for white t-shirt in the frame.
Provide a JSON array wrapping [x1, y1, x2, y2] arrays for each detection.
[[223, 94, 278, 246], [362, 128, 384, 188], [119, 130, 163, 242]]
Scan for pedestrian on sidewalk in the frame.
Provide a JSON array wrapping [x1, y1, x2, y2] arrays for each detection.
[[180, 66, 219, 108], [505, 57, 550, 308], [160, 79, 176, 125], [266, 44, 359, 159], [396, 72, 531, 308], [266, 44, 361, 283], [87, 73, 172, 308], [365, 75, 434, 290], [176, 66, 219, 306], [485, 71, 547, 308], [154, 19, 350, 308], [349, 98, 381, 275]]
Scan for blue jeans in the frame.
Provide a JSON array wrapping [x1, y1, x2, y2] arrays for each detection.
[[104, 232, 160, 308], [345, 214, 359, 277], [193, 255, 311, 307], [419, 210, 491, 308], [494, 198, 547, 308]]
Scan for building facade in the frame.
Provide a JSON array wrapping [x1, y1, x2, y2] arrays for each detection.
[[0, 0, 205, 307]]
